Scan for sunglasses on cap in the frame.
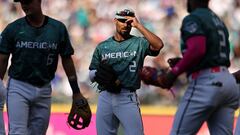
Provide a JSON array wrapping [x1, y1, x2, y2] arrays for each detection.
[[117, 19, 133, 26], [116, 9, 135, 17], [117, 19, 128, 23]]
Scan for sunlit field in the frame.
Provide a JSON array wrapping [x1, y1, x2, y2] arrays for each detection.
[[3, 104, 238, 135]]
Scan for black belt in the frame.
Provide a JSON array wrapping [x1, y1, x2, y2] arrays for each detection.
[[99, 87, 136, 93], [121, 87, 136, 92]]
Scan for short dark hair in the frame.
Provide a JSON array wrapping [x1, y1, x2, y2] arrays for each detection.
[[203, 0, 210, 3], [195, 0, 209, 7], [198, 0, 209, 3]]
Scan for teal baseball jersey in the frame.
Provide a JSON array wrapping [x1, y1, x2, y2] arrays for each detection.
[[0, 16, 74, 86], [89, 36, 159, 90], [180, 8, 230, 74]]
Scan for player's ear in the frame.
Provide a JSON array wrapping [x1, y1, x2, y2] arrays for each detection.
[[114, 18, 118, 24]]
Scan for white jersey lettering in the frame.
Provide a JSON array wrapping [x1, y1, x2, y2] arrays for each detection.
[[16, 41, 58, 50], [102, 51, 136, 59]]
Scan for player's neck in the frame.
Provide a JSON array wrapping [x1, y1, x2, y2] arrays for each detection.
[[114, 33, 132, 42], [26, 12, 45, 28]]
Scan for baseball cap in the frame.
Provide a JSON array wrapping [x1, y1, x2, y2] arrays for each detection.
[[115, 8, 135, 19]]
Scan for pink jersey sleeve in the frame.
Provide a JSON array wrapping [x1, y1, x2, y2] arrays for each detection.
[[171, 36, 206, 76]]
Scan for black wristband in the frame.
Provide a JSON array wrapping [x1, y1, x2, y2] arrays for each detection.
[[69, 79, 80, 94]]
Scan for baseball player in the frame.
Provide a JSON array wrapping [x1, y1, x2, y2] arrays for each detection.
[[89, 8, 164, 135], [141, 0, 239, 134], [0, 0, 90, 134]]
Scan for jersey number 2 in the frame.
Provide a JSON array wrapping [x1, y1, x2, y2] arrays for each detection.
[[129, 61, 137, 72], [218, 30, 227, 58]]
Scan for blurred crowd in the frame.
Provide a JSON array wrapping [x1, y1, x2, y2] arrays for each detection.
[[0, 0, 240, 105]]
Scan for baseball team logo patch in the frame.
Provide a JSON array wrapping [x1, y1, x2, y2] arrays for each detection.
[[184, 21, 198, 33]]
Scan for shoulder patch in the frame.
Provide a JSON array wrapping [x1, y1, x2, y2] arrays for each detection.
[[183, 21, 198, 33]]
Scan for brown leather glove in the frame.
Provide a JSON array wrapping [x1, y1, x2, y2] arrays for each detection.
[[139, 66, 158, 85], [67, 94, 92, 130], [156, 71, 177, 89]]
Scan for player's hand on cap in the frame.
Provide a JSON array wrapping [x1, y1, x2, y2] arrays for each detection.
[[125, 16, 140, 28]]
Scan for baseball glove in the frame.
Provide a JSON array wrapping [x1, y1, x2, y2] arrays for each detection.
[[67, 94, 92, 130], [140, 66, 177, 89], [95, 61, 121, 93], [139, 66, 158, 85], [156, 71, 177, 89]]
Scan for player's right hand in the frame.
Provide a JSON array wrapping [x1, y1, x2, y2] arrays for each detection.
[[125, 16, 139, 28]]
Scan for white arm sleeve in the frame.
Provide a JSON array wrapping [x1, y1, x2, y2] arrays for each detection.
[[89, 70, 97, 82]]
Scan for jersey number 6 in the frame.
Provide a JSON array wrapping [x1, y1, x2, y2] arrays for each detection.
[[47, 53, 54, 66]]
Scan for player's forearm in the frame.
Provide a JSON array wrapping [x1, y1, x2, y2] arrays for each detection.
[[171, 36, 206, 76], [0, 54, 9, 80], [61, 57, 80, 94], [135, 24, 164, 51]]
